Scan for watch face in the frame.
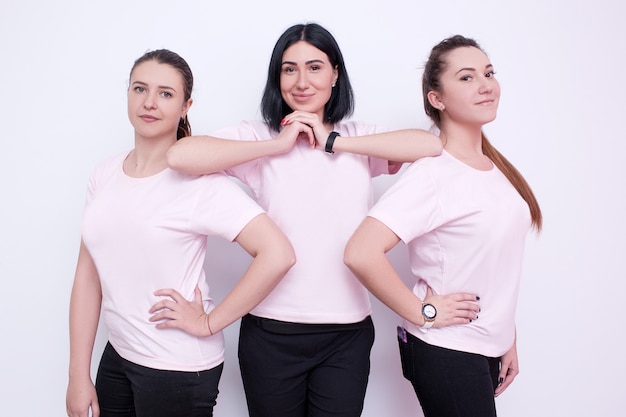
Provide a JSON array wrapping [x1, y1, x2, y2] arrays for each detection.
[[422, 304, 437, 319]]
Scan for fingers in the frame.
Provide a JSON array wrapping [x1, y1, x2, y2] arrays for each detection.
[[494, 367, 517, 396], [494, 351, 519, 397], [281, 111, 321, 127], [153, 288, 183, 300], [92, 400, 100, 417], [281, 113, 325, 147]]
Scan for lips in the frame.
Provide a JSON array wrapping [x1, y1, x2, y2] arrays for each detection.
[[140, 115, 158, 122], [292, 93, 314, 102]]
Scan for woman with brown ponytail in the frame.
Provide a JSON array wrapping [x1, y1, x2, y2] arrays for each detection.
[[344, 35, 542, 417], [66, 49, 294, 417]]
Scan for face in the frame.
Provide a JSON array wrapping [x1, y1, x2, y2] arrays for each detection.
[[430, 46, 500, 127], [280, 41, 338, 120], [127, 60, 191, 140]]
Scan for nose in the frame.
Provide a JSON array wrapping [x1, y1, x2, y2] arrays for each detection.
[[296, 71, 309, 89], [479, 78, 493, 95], [143, 91, 157, 109]]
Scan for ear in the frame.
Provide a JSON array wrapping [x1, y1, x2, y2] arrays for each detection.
[[332, 66, 339, 86], [181, 98, 193, 118], [427, 91, 443, 110]]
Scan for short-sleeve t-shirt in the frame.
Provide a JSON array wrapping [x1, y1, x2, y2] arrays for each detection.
[[81, 152, 264, 371], [369, 150, 531, 357], [211, 120, 392, 324]]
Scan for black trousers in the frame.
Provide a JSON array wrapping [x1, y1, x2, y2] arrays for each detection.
[[95, 342, 223, 417], [398, 330, 500, 417], [238, 314, 375, 417]]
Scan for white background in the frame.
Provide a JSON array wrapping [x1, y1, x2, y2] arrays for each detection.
[[1, 1, 625, 416]]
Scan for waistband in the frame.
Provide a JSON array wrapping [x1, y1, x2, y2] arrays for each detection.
[[245, 314, 373, 335]]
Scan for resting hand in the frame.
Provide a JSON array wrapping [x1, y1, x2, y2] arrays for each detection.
[[149, 286, 210, 337], [66, 378, 99, 417], [423, 287, 480, 328], [281, 111, 330, 149], [274, 118, 315, 151], [495, 341, 519, 396]]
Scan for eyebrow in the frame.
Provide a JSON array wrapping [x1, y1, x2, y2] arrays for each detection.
[[281, 59, 326, 66], [131, 80, 177, 92], [455, 64, 493, 75]]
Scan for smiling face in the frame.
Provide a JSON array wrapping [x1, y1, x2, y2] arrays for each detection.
[[279, 41, 338, 120], [430, 46, 500, 128], [127, 60, 192, 140]]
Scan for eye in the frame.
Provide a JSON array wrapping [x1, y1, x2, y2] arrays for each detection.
[[133, 86, 146, 93], [460, 74, 472, 81], [282, 66, 296, 74], [310, 64, 321, 71], [486, 70, 496, 78], [160, 91, 173, 98]]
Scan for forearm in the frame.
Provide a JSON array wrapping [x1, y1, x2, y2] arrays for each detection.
[[331, 129, 442, 163], [344, 218, 425, 325], [68, 300, 100, 380], [208, 246, 295, 333], [167, 135, 287, 175], [345, 249, 425, 326]]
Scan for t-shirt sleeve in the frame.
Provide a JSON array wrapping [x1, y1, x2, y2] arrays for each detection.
[[85, 153, 125, 206], [190, 172, 265, 242], [210, 122, 263, 186], [368, 160, 442, 243]]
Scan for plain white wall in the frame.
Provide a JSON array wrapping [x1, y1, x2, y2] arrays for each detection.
[[1, 0, 625, 416]]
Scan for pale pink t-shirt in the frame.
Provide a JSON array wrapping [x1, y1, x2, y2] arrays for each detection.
[[368, 150, 531, 357], [212, 120, 392, 324], [81, 152, 264, 371]]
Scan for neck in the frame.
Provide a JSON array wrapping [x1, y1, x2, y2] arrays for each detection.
[[439, 122, 492, 170], [124, 134, 175, 178]]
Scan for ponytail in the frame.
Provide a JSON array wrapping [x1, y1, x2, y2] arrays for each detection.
[[177, 115, 191, 140], [482, 134, 542, 231]]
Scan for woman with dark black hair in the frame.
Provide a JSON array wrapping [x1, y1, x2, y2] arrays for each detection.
[[166, 23, 477, 417]]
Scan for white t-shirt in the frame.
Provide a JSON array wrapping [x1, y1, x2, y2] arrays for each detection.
[[81, 152, 264, 371], [212, 120, 393, 324], [369, 150, 531, 357]]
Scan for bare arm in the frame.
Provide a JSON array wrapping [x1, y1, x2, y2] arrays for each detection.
[[281, 111, 442, 164], [66, 241, 102, 417], [166, 122, 314, 175], [331, 129, 443, 163], [150, 213, 295, 336], [344, 217, 479, 327]]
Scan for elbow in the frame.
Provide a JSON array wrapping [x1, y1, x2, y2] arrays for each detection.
[[430, 136, 444, 157], [285, 247, 297, 273], [278, 245, 297, 276], [343, 241, 361, 276], [165, 142, 186, 172]]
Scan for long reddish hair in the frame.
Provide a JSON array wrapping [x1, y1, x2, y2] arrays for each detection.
[[423, 35, 542, 231]]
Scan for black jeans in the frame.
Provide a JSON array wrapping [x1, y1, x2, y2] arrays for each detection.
[[95, 342, 223, 417], [398, 329, 500, 417], [238, 314, 375, 417]]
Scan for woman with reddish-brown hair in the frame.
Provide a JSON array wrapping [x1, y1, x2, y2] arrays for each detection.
[[344, 35, 542, 417]]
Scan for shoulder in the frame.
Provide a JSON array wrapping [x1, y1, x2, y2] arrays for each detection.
[[334, 120, 387, 136], [91, 152, 127, 178], [211, 120, 275, 141]]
